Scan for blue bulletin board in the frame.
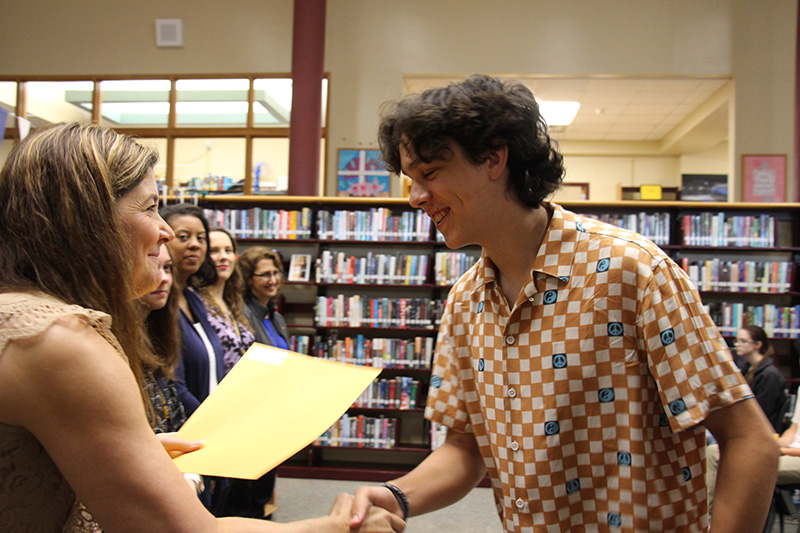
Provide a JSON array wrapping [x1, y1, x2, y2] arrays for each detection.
[[337, 149, 390, 197]]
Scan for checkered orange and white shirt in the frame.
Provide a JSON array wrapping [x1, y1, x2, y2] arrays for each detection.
[[425, 203, 752, 532]]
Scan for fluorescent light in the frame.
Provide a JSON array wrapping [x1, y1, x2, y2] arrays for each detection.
[[538, 100, 581, 127]]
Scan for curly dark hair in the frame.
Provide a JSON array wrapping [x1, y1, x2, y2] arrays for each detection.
[[378, 74, 565, 207]]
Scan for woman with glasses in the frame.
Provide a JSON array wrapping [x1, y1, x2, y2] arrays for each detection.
[[735, 325, 786, 432], [239, 247, 290, 351], [707, 324, 787, 512]]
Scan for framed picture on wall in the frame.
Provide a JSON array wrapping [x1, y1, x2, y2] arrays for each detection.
[[287, 254, 311, 282], [681, 174, 728, 202], [742, 154, 786, 202], [337, 149, 391, 197]]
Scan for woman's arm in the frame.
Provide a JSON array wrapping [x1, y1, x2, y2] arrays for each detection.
[[0, 317, 402, 533]]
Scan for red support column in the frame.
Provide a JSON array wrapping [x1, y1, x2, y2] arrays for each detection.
[[288, 0, 326, 197]]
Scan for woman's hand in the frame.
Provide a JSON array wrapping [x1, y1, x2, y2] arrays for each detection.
[[156, 432, 204, 459], [328, 492, 405, 532]]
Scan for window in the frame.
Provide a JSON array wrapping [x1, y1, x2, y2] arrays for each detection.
[[0, 74, 329, 195]]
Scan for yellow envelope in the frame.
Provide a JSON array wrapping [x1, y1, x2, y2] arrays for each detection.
[[174, 343, 381, 479]]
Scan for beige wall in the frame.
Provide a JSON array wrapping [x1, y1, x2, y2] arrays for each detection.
[[0, 0, 795, 200]]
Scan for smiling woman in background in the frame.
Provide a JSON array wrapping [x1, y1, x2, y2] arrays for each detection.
[[199, 227, 256, 375], [239, 246, 290, 352], [160, 203, 226, 418]]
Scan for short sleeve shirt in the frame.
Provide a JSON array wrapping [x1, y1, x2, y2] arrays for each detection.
[[425, 203, 752, 532]]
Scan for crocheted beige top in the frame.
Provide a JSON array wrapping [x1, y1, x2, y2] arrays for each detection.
[[0, 292, 125, 532]]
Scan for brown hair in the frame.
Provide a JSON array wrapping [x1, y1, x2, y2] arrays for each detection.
[[0, 122, 160, 413], [378, 74, 564, 208], [142, 247, 181, 379], [238, 246, 284, 302], [202, 227, 247, 321]]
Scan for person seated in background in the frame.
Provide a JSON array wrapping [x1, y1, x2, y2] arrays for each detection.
[[0, 122, 403, 532], [199, 227, 256, 375], [737, 325, 787, 432], [774, 396, 800, 485], [238, 247, 290, 351], [706, 325, 787, 511]]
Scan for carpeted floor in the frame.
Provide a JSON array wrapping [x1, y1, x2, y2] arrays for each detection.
[[271, 477, 500, 532]]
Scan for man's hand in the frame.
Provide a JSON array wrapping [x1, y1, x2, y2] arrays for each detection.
[[327, 492, 405, 532], [348, 485, 404, 529]]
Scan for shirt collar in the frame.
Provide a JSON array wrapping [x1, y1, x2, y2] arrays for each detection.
[[469, 202, 578, 294]]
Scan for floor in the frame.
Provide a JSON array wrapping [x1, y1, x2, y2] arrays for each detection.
[[271, 477, 800, 532], [272, 477, 501, 532]]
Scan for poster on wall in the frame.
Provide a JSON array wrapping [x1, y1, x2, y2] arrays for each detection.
[[681, 174, 729, 202], [742, 154, 786, 202], [337, 149, 390, 197]]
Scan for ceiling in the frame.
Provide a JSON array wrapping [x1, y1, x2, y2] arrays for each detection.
[[403, 76, 732, 153]]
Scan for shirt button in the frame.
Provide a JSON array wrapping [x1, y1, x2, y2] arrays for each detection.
[[516, 498, 525, 509], [505, 336, 515, 345], [508, 388, 517, 398], [510, 441, 520, 451]]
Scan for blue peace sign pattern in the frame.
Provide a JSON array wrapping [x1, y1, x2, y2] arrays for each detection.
[[477, 301, 484, 313], [607, 513, 621, 527], [681, 467, 692, 482], [660, 328, 675, 345], [565, 478, 580, 495], [552, 353, 568, 369], [617, 452, 632, 466], [607, 322, 624, 336], [430, 375, 442, 388], [478, 358, 485, 371]]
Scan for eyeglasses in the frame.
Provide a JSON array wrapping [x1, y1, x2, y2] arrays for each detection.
[[253, 270, 282, 280]]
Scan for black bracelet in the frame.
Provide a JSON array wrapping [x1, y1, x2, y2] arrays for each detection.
[[380, 482, 409, 520]]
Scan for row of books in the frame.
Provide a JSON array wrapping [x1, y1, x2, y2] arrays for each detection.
[[315, 251, 429, 285], [315, 414, 398, 449], [681, 258, 793, 293], [706, 302, 800, 338], [185, 174, 234, 192], [315, 296, 445, 329], [317, 208, 432, 241], [680, 213, 776, 247], [291, 334, 434, 369], [353, 376, 421, 410], [434, 252, 480, 286], [203, 207, 313, 239], [581, 212, 671, 246]]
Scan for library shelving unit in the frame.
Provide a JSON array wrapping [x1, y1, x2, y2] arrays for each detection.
[[195, 195, 800, 481]]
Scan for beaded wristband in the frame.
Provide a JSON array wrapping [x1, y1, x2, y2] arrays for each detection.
[[380, 482, 409, 520]]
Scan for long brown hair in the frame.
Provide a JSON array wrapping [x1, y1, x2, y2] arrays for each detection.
[[205, 227, 246, 320], [0, 122, 160, 411], [142, 248, 181, 379]]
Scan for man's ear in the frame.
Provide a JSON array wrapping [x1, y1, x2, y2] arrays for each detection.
[[486, 145, 509, 181]]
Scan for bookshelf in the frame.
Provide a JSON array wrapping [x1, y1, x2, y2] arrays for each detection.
[[197, 195, 800, 480]]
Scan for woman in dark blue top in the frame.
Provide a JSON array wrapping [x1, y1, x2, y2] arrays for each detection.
[[161, 203, 225, 417]]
